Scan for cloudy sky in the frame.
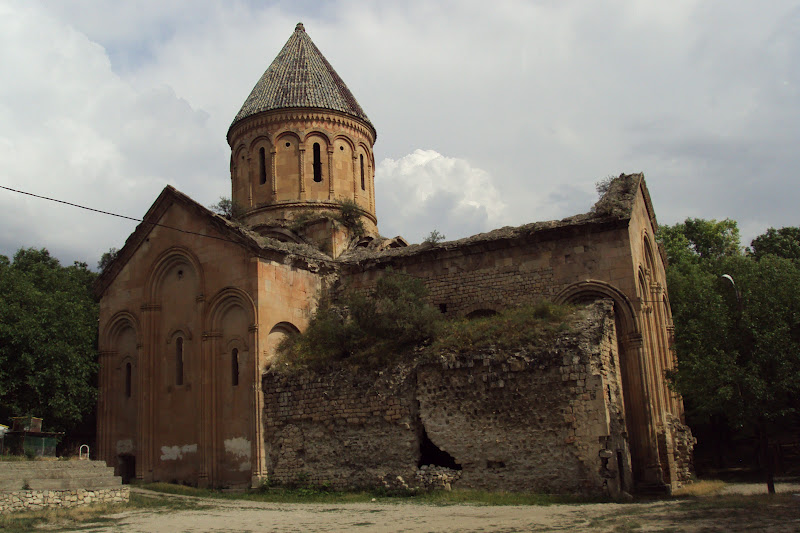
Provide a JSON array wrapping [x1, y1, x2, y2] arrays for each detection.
[[1, 1, 798, 267]]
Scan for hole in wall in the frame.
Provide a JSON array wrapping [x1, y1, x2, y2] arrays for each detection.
[[285, 142, 291, 147], [438, 303, 448, 314], [486, 460, 505, 470], [339, 146, 344, 151], [418, 426, 461, 470]]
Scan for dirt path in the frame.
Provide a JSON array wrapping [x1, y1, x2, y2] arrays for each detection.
[[64, 484, 800, 533]]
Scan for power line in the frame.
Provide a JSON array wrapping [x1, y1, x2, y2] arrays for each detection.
[[1, 185, 242, 245], [0, 184, 522, 297]]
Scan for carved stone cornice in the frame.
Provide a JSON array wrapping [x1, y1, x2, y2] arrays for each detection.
[[228, 108, 376, 147]]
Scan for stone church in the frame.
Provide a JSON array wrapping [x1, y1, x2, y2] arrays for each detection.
[[96, 23, 692, 494]]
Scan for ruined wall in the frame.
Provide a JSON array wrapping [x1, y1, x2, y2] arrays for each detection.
[[342, 222, 633, 318], [262, 366, 419, 489], [262, 301, 632, 495]]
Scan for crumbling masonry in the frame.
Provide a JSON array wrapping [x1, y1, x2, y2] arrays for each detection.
[[95, 23, 694, 494]]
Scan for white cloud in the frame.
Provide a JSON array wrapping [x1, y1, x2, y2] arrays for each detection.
[[376, 150, 509, 243], [2, 0, 800, 264], [0, 1, 221, 265]]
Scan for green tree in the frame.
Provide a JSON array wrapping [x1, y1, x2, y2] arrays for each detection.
[[279, 271, 441, 366], [423, 230, 446, 244], [661, 220, 800, 493], [0, 248, 99, 432], [659, 217, 740, 265], [97, 247, 119, 272], [209, 196, 245, 220], [750, 227, 800, 263]]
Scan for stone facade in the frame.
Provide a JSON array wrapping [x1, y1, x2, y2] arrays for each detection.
[[95, 23, 693, 494], [262, 302, 632, 495], [0, 487, 129, 514]]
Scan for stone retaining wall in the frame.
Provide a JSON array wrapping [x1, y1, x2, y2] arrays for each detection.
[[0, 487, 130, 514]]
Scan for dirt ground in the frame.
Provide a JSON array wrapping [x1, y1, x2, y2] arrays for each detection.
[[62, 483, 800, 533]]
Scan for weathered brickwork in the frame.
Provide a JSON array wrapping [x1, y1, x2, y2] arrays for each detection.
[[263, 366, 419, 489], [0, 487, 129, 514], [97, 20, 694, 493], [263, 302, 637, 495]]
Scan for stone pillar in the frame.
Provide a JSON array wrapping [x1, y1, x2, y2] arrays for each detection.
[[299, 145, 306, 199], [97, 350, 113, 465], [369, 160, 375, 213], [200, 330, 220, 487], [139, 303, 161, 483], [270, 147, 277, 199], [246, 157, 253, 207], [352, 154, 358, 200], [627, 333, 665, 489], [327, 146, 335, 200], [249, 323, 265, 488]]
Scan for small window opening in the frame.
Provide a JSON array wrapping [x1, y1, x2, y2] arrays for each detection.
[[258, 147, 266, 185], [438, 303, 448, 314], [360, 154, 365, 190], [339, 145, 344, 151], [285, 141, 290, 148], [125, 363, 132, 398], [418, 426, 461, 469], [313, 143, 322, 182], [176, 337, 184, 386], [232, 348, 239, 387]]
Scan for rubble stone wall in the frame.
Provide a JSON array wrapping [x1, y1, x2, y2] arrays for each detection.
[[0, 487, 130, 514], [262, 301, 633, 495]]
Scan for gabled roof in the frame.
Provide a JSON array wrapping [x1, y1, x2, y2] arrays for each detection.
[[230, 23, 373, 133], [94, 186, 332, 298]]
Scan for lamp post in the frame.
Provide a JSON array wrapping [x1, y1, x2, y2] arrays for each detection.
[[720, 274, 776, 495]]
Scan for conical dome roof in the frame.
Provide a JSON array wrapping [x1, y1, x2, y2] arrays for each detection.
[[230, 23, 373, 133]]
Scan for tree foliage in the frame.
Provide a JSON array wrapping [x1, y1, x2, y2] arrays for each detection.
[[750, 226, 800, 263], [97, 247, 119, 272], [0, 248, 98, 432], [661, 220, 800, 490], [423, 230, 446, 244], [209, 196, 246, 220], [278, 271, 442, 367]]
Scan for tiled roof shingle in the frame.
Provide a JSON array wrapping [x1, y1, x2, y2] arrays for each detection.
[[230, 23, 373, 131]]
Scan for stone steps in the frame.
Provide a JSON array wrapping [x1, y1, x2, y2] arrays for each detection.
[[0, 460, 122, 491]]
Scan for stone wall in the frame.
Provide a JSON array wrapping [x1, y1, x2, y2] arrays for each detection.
[[0, 487, 130, 514], [263, 364, 419, 489], [262, 301, 633, 495]]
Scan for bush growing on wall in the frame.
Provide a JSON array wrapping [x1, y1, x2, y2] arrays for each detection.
[[278, 271, 442, 367]]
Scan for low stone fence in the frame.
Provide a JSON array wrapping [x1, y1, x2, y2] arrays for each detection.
[[0, 486, 129, 513]]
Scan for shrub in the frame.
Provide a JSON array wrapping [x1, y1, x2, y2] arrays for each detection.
[[278, 271, 441, 367], [335, 200, 365, 237], [423, 230, 446, 244]]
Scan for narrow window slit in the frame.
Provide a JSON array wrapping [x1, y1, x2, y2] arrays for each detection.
[[313, 143, 322, 182], [259, 147, 266, 185]]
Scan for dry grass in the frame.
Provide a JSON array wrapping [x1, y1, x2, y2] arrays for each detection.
[[673, 479, 727, 497]]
